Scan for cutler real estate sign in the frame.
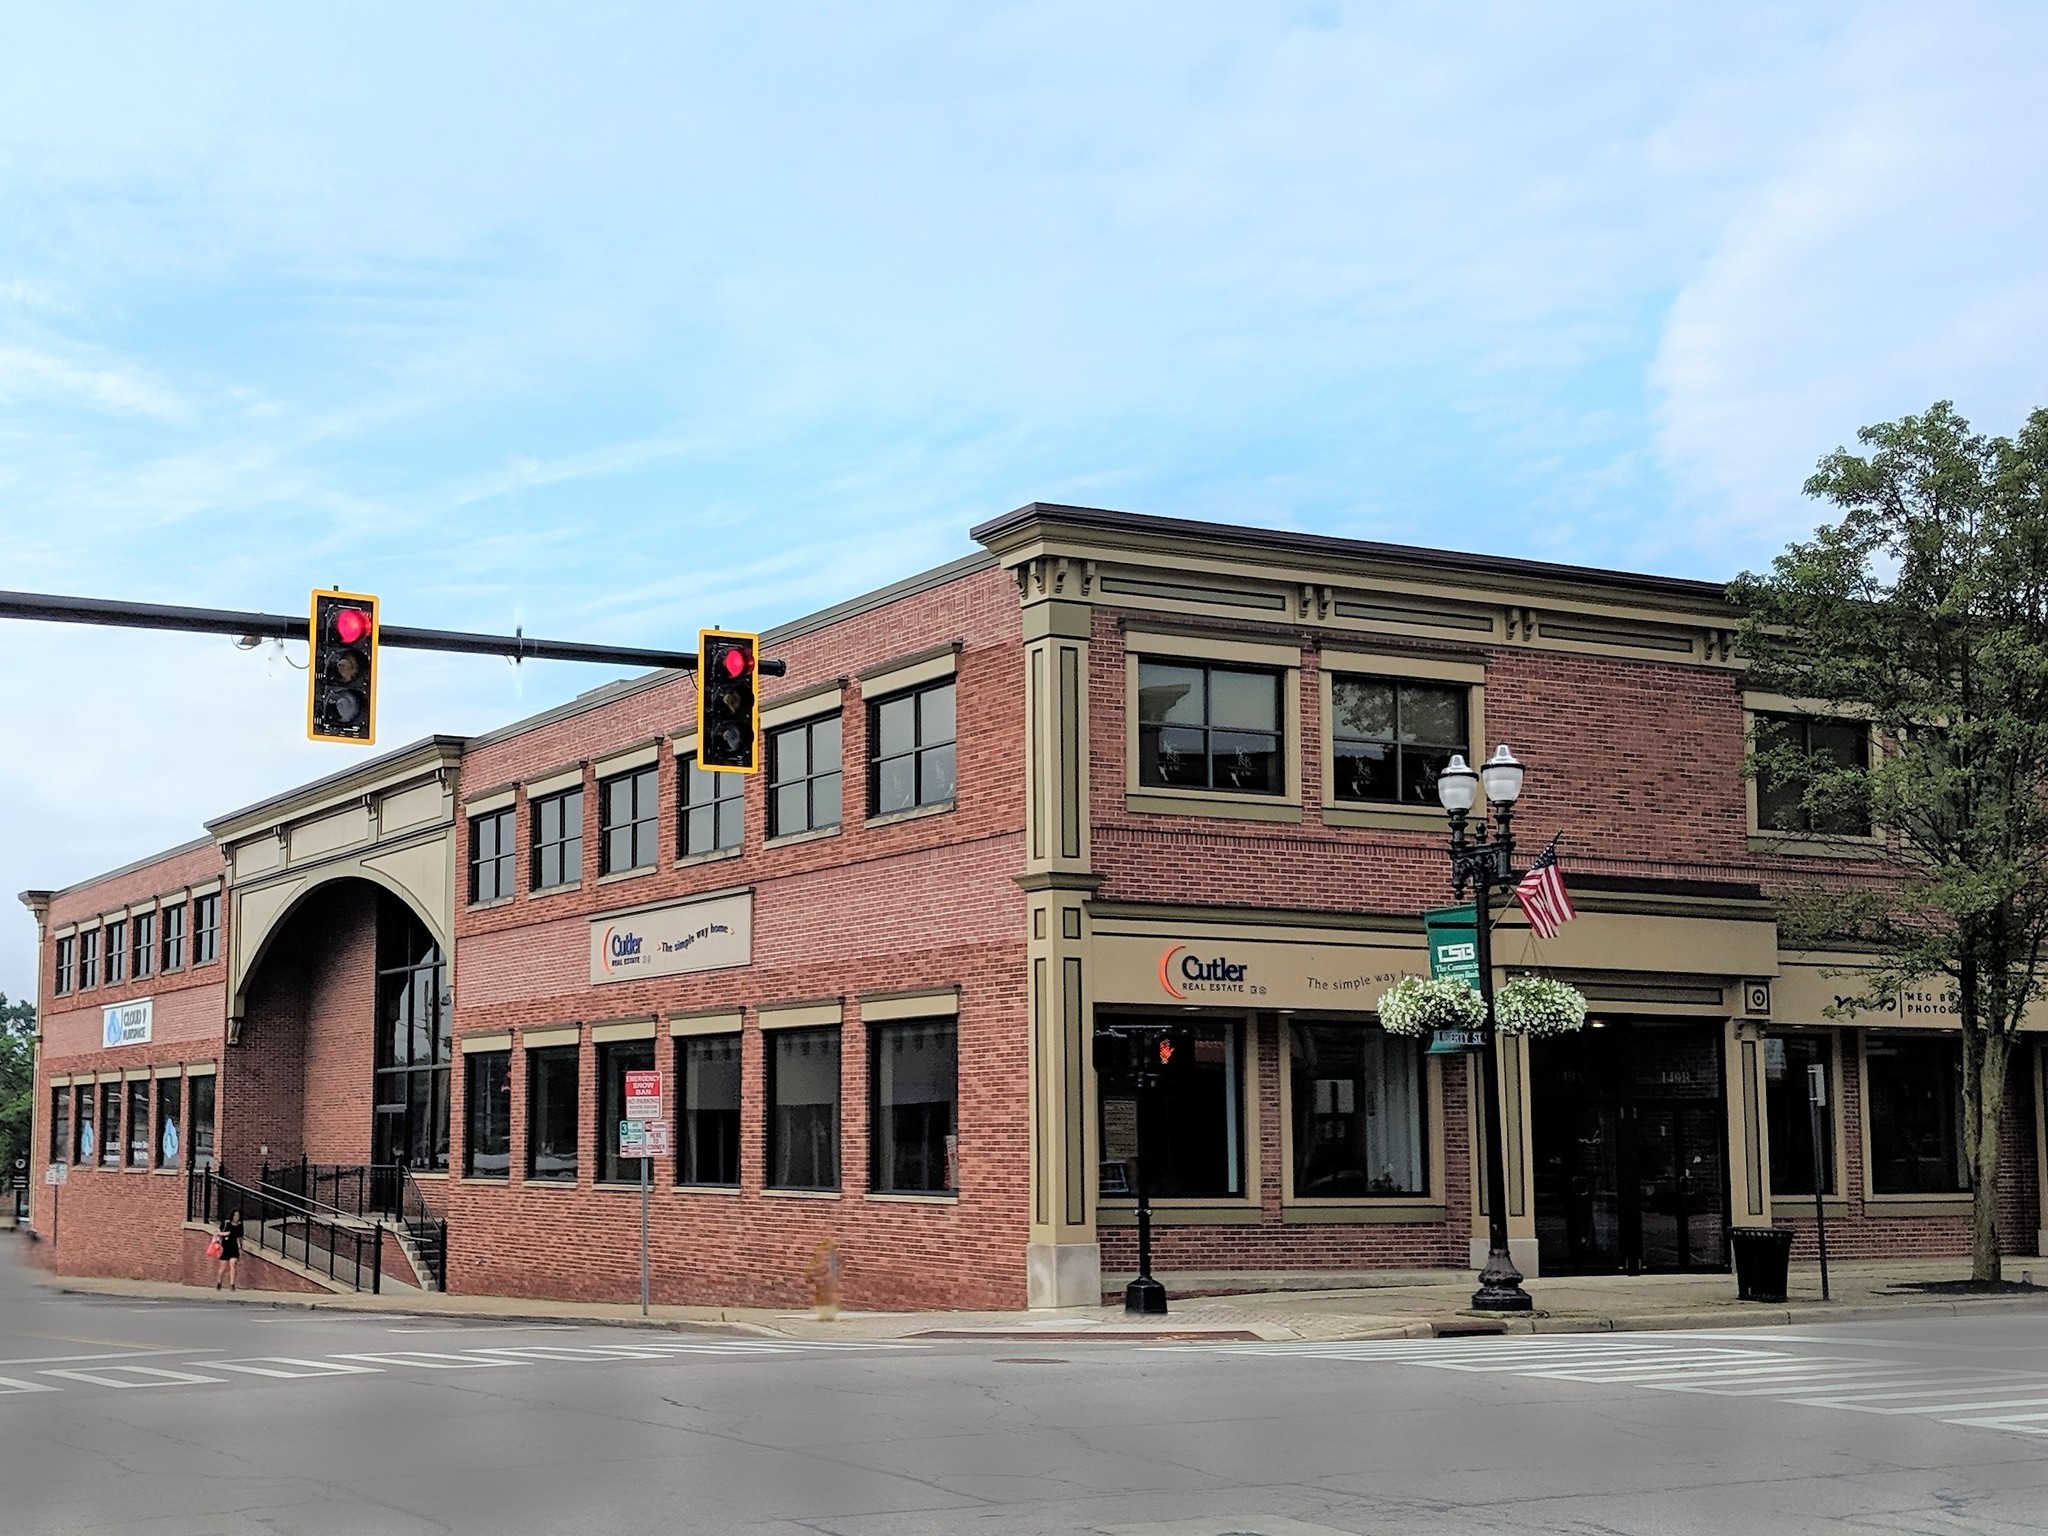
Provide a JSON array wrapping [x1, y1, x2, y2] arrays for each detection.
[[590, 891, 751, 985]]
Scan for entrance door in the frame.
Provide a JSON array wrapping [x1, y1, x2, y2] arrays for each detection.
[[1533, 1022, 1729, 1274]]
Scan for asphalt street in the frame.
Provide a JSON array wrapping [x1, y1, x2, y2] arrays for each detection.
[[3, 1242, 2047, 1535]]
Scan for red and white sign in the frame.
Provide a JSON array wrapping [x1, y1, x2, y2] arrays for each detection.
[[624, 1070, 664, 1122]]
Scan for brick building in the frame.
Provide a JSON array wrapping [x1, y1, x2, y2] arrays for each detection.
[[20, 505, 2048, 1309]]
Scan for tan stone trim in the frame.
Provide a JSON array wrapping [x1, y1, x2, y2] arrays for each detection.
[[125, 901, 158, 921], [860, 643, 960, 699], [1098, 1202, 1262, 1226], [1861, 1196, 1974, 1216], [525, 764, 586, 799], [53, 922, 77, 940], [49, 1075, 71, 1088], [859, 989, 959, 1022], [761, 683, 843, 731], [465, 788, 516, 816], [1281, 1203, 1449, 1224], [758, 999, 843, 1030], [187, 879, 223, 898], [670, 733, 699, 757], [186, 1061, 216, 1077], [669, 1011, 744, 1037], [522, 1025, 581, 1049], [591, 1018, 658, 1043], [460, 1033, 513, 1055], [1321, 648, 1486, 686], [760, 1187, 842, 1200], [1126, 791, 1303, 824], [1125, 628, 1301, 668], [593, 741, 661, 780], [154, 1064, 181, 1078], [123, 1067, 151, 1082]]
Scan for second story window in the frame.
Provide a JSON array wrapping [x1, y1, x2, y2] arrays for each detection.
[[1137, 661, 1281, 794], [1330, 677, 1468, 806], [679, 754, 743, 857], [531, 786, 584, 890], [1755, 714, 1871, 837], [54, 935, 74, 995], [869, 680, 956, 816], [193, 893, 220, 965], [77, 929, 99, 989], [768, 715, 842, 837], [131, 912, 155, 981], [159, 903, 186, 972], [105, 920, 126, 986], [599, 765, 659, 874], [468, 806, 516, 904]]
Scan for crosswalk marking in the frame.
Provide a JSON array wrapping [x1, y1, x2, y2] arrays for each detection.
[[335, 1351, 523, 1370], [1155, 1333, 2048, 1439], [39, 1364, 230, 1389], [0, 1376, 61, 1394], [212, 1358, 386, 1379]]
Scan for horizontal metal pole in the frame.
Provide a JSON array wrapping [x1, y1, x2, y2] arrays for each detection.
[[0, 589, 786, 675]]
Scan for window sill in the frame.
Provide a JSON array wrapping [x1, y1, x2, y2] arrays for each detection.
[[1748, 833, 1886, 860], [411, 1171, 448, 1181], [1321, 803, 1451, 831], [764, 826, 841, 850], [864, 800, 955, 831], [1282, 1201, 1446, 1225], [593, 1179, 663, 1191], [460, 1175, 511, 1185], [1862, 1194, 1972, 1215], [761, 1186, 842, 1199], [596, 865, 659, 887], [526, 881, 586, 902], [468, 896, 515, 912], [518, 1178, 581, 1190], [675, 845, 743, 870], [671, 1182, 744, 1195], [865, 1191, 958, 1205], [1772, 1197, 1849, 1217], [1098, 1200, 1260, 1226], [1126, 791, 1301, 824]]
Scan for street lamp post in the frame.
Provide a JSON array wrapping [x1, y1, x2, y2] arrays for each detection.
[[1437, 745, 1535, 1313]]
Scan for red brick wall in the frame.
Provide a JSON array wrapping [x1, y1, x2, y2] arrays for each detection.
[[34, 1164, 190, 1283]]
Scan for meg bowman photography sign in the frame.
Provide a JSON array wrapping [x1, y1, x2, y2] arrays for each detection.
[[589, 891, 752, 985]]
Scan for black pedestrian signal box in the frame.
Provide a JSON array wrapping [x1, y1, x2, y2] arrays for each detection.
[[308, 590, 379, 744], [697, 629, 760, 772]]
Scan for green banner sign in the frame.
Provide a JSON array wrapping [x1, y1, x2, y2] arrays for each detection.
[[1424, 903, 1484, 1055]]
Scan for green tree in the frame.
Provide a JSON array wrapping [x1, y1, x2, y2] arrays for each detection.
[[0, 993, 34, 1186], [1731, 401, 2048, 1282]]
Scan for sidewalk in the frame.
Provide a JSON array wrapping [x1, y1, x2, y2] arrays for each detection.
[[23, 1247, 2048, 1343]]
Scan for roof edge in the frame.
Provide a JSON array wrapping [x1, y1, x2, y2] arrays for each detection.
[[205, 735, 467, 839], [39, 834, 219, 905]]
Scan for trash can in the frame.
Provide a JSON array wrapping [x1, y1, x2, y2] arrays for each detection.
[[1729, 1226, 1794, 1303]]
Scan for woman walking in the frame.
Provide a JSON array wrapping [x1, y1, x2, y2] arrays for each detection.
[[215, 1208, 244, 1291]]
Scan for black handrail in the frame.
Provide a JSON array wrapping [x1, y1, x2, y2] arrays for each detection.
[[190, 1166, 385, 1295], [397, 1166, 448, 1292], [256, 1159, 446, 1292]]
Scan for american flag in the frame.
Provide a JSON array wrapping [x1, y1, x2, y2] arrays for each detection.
[[1514, 837, 1576, 940]]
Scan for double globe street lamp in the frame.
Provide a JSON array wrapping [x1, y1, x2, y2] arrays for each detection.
[[1435, 744, 1535, 1312]]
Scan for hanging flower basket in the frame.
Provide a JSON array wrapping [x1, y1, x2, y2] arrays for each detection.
[[1494, 977, 1589, 1038], [1376, 977, 1488, 1038]]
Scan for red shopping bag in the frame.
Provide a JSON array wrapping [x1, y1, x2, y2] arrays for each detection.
[[206, 1236, 223, 1260]]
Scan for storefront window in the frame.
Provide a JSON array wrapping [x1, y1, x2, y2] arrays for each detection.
[[527, 1045, 579, 1182], [767, 1028, 840, 1190], [75, 1084, 95, 1165], [870, 1019, 958, 1194], [1288, 1024, 1427, 1197], [1765, 1033, 1834, 1197], [50, 1088, 70, 1165], [598, 1039, 658, 1184], [1097, 1018, 1244, 1199], [1136, 663, 1281, 794], [127, 1081, 150, 1167], [189, 1074, 216, 1169], [156, 1077, 182, 1171], [679, 1034, 741, 1187], [464, 1051, 511, 1179], [100, 1083, 122, 1167], [1866, 1034, 1968, 1194]]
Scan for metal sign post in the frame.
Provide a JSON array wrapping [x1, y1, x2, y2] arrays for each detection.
[[1808, 1062, 1831, 1301], [620, 1072, 666, 1316], [44, 1161, 67, 1249]]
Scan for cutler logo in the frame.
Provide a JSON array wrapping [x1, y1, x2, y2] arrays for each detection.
[[1158, 945, 1257, 1000], [599, 926, 645, 975]]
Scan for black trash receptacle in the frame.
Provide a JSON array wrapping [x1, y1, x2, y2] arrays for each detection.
[[1729, 1226, 1794, 1303]]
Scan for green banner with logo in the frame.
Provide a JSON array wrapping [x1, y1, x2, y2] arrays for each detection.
[[1423, 903, 1484, 1054]]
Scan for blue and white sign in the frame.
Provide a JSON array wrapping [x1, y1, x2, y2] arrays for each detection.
[[161, 1119, 179, 1162], [590, 892, 751, 985], [102, 998, 153, 1048]]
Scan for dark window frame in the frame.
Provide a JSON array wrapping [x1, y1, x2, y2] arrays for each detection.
[[678, 753, 744, 858], [100, 1081, 122, 1167], [765, 1026, 841, 1191], [468, 806, 517, 905], [525, 1044, 580, 1183], [189, 1074, 216, 1169], [105, 920, 126, 986], [77, 928, 99, 989], [126, 1077, 150, 1168], [1755, 712, 1872, 837], [1765, 1032, 1836, 1198], [53, 936, 73, 996], [597, 1038, 659, 1185], [374, 897, 450, 1173], [192, 894, 220, 965], [74, 1083, 95, 1166], [677, 1033, 742, 1188], [598, 765, 660, 875], [1135, 660, 1285, 796], [1329, 675, 1470, 807], [131, 911, 155, 981], [1865, 1033, 1969, 1195], [1096, 1016, 1248, 1200], [49, 1087, 70, 1164], [868, 1017, 959, 1195], [530, 786, 585, 891], [1286, 1021, 1431, 1198], [159, 903, 186, 972], [867, 679, 958, 818], [767, 714, 842, 838], [463, 1050, 512, 1180], [155, 1075, 182, 1171]]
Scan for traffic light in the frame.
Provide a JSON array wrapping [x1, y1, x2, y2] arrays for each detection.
[[697, 629, 760, 772], [308, 590, 378, 744]]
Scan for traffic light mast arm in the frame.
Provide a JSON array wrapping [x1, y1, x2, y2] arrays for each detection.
[[0, 590, 787, 675]]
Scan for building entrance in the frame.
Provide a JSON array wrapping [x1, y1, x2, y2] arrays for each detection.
[[370, 892, 449, 1176], [1532, 1021, 1729, 1275]]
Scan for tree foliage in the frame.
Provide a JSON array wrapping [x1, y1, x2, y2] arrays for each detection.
[[1731, 401, 2048, 1280], [0, 993, 34, 1187]]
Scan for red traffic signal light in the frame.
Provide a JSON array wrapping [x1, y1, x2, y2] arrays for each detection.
[[308, 590, 379, 744], [697, 629, 760, 772]]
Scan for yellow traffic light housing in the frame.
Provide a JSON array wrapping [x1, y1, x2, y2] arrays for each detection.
[[696, 629, 760, 772], [308, 590, 379, 744]]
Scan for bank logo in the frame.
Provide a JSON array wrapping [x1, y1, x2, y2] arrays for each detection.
[[1157, 945, 1253, 1001]]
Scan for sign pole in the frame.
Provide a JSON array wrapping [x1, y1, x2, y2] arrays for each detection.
[[1808, 1062, 1831, 1302], [640, 1155, 651, 1316]]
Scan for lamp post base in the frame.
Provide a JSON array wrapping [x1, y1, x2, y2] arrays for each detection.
[[1124, 1277, 1168, 1316], [1471, 1247, 1533, 1312]]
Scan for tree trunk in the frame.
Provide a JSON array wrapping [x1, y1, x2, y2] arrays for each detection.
[[1969, 1030, 2011, 1284]]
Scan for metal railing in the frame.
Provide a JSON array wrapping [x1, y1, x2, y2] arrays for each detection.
[[189, 1166, 385, 1294], [395, 1166, 448, 1292], [256, 1159, 446, 1292], [260, 1159, 378, 1218]]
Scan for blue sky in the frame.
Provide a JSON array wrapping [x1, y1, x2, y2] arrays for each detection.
[[4, 3, 2047, 997]]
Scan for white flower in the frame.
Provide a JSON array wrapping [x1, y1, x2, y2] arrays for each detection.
[[1494, 977, 1589, 1037], [1376, 976, 1488, 1037]]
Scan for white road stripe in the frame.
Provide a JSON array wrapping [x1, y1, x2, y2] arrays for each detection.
[[39, 1365, 229, 1388], [335, 1351, 523, 1370], [0, 1376, 61, 1394], [212, 1358, 386, 1379]]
